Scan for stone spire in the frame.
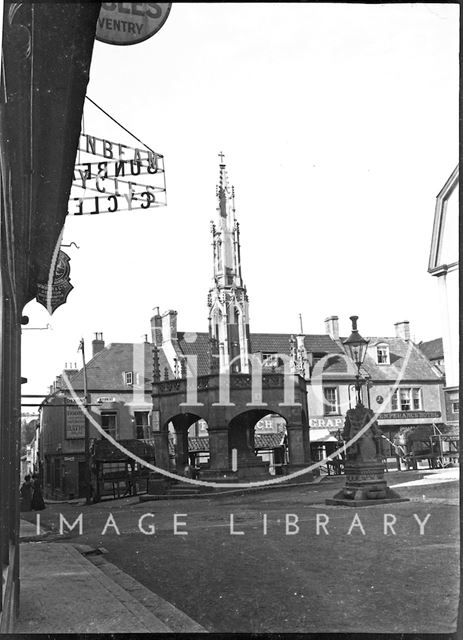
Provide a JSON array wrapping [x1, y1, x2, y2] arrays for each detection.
[[208, 153, 251, 374]]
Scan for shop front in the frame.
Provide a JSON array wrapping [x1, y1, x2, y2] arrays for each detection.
[[377, 410, 450, 469], [91, 438, 155, 501], [309, 417, 344, 474]]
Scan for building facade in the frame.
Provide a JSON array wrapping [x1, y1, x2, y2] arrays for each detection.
[[427, 165, 459, 433], [38, 158, 449, 494], [0, 4, 100, 630], [39, 335, 161, 500]]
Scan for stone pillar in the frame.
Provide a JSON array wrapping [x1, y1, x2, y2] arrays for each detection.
[[286, 425, 306, 465], [208, 427, 230, 470], [174, 425, 189, 469], [152, 432, 170, 470]]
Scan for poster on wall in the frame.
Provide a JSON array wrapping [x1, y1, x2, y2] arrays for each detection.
[[65, 400, 86, 439]]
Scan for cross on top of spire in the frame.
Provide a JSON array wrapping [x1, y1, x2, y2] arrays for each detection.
[[218, 151, 225, 165]]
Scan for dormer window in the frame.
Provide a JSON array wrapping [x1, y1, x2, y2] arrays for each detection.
[[123, 371, 134, 385], [262, 353, 282, 369], [376, 344, 390, 365]]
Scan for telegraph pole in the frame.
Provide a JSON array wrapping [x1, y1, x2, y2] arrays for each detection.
[[79, 338, 92, 504]]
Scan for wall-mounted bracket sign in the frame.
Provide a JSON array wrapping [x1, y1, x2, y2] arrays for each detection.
[[96, 3, 172, 46], [36, 250, 73, 314], [69, 133, 166, 215]]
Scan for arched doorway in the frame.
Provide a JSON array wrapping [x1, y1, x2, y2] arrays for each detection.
[[254, 413, 288, 475], [166, 413, 206, 473], [187, 419, 210, 472], [227, 408, 286, 479]]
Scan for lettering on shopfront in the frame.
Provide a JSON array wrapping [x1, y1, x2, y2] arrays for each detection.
[[309, 417, 343, 429], [378, 411, 441, 421], [96, 3, 172, 46]]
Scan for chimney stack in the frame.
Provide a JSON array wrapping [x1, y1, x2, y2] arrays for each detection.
[[150, 309, 163, 346], [161, 310, 178, 343], [394, 321, 410, 341], [324, 316, 339, 341], [92, 332, 105, 357]]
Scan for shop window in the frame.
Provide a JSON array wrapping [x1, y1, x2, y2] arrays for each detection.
[[134, 411, 149, 439], [376, 344, 390, 365], [323, 387, 339, 415], [101, 411, 117, 438]]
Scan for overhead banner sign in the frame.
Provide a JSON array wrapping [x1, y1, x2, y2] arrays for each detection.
[[69, 133, 166, 215], [96, 3, 172, 46], [36, 250, 73, 313]]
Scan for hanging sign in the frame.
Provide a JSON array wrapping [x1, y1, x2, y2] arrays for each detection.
[[36, 250, 73, 313], [69, 133, 166, 214], [96, 3, 172, 46]]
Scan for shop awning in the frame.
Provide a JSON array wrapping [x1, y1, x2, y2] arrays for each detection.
[[310, 429, 339, 443]]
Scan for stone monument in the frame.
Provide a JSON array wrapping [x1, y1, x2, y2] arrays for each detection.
[[326, 403, 409, 506]]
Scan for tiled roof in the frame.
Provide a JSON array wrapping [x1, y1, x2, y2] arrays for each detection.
[[176, 331, 346, 375], [59, 330, 441, 396], [181, 434, 285, 454], [250, 333, 343, 355], [188, 436, 209, 452], [65, 342, 172, 392], [254, 433, 285, 449], [177, 332, 210, 377], [418, 338, 444, 361], [358, 338, 441, 381]]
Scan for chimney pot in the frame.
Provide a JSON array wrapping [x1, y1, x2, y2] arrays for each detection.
[[92, 332, 105, 357]]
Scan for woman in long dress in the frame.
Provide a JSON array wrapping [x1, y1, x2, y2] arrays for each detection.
[[31, 474, 46, 511], [20, 475, 33, 512]]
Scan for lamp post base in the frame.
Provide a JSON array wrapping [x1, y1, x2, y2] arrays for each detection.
[[325, 461, 409, 507]]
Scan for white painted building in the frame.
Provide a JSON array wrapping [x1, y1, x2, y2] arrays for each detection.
[[428, 165, 459, 426]]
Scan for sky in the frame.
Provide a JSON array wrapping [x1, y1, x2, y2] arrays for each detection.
[[21, 3, 459, 406]]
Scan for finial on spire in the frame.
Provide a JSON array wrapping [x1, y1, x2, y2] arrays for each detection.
[[218, 151, 225, 165]]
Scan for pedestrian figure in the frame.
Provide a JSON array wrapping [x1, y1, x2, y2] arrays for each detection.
[[20, 475, 33, 512], [31, 474, 45, 511], [123, 470, 133, 497]]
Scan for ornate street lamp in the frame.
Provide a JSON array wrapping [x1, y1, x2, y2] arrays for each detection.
[[326, 315, 408, 507], [343, 315, 369, 404]]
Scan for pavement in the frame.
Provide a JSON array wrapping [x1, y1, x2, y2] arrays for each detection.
[[15, 520, 206, 634], [15, 468, 459, 634]]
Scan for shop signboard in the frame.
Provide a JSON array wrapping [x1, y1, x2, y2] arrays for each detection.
[[96, 3, 172, 46], [378, 411, 441, 421], [309, 417, 343, 430], [69, 134, 166, 214]]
